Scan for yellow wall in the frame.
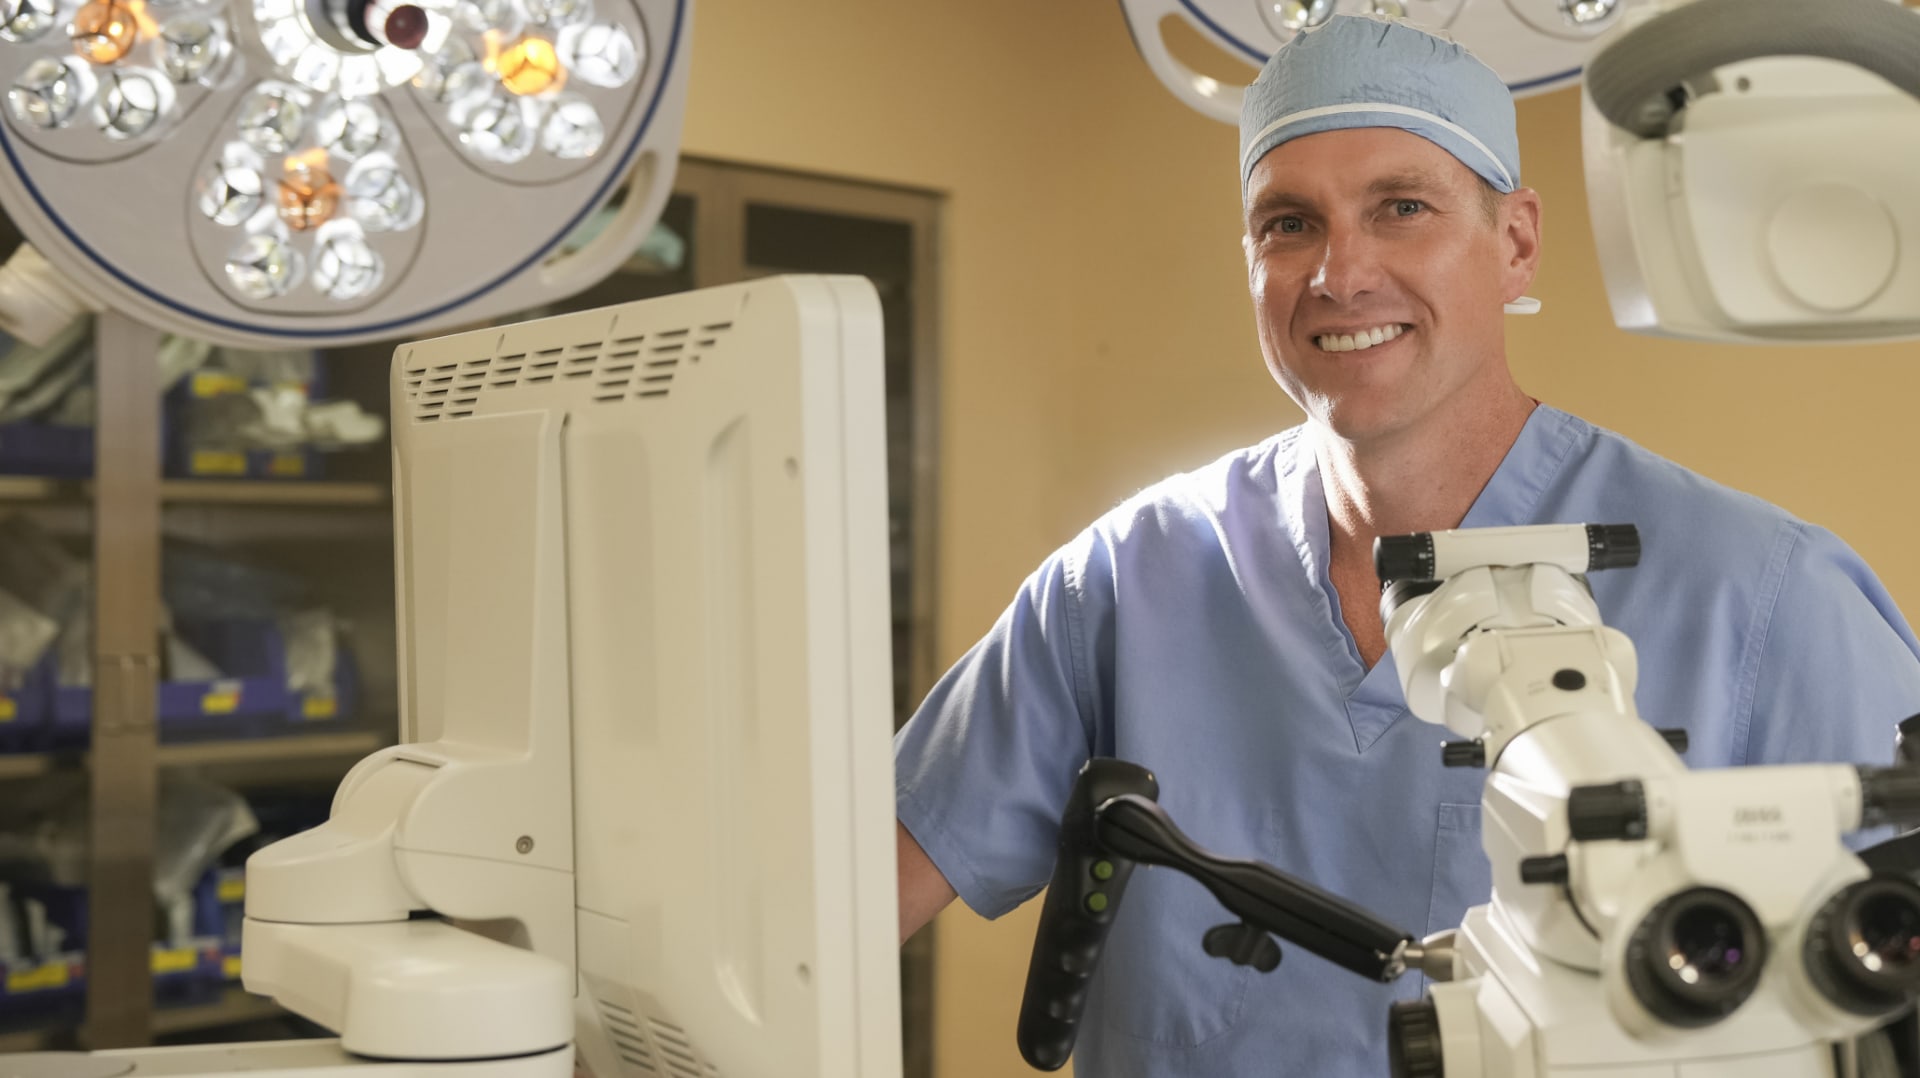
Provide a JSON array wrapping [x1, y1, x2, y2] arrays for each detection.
[[683, 4, 1920, 1077]]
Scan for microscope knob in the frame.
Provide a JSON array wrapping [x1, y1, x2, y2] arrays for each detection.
[[1898, 713, 1920, 767], [1568, 779, 1649, 841], [1440, 741, 1485, 768], [1387, 998, 1445, 1078], [1520, 854, 1570, 885]]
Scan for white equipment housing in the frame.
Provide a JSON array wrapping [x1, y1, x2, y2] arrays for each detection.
[[1381, 524, 1918, 1078], [1581, 0, 1920, 344]]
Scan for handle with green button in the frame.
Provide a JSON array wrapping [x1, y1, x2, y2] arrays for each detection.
[[1015, 757, 1160, 1071]]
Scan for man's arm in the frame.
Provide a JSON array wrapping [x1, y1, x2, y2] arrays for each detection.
[[898, 820, 957, 944]]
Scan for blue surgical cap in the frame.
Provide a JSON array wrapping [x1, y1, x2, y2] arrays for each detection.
[[1239, 14, 1521, 199]]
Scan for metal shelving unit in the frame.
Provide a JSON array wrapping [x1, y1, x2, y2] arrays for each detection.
[[1, 155, 943, 1074]]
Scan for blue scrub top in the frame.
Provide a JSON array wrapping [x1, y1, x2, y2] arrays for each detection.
[[894, 405, 1920, 1078]]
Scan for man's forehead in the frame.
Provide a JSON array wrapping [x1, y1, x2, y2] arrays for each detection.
[[1247, 129, 1480, 203]]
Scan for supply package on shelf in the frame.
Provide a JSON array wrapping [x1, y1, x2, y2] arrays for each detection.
[[0, 317, 384, 480], [167, 349, 384, 481], [0, 519, 362, 753], [0, 775, 259, 1027]]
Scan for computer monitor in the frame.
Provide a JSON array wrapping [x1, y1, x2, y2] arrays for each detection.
[[238, 275, 902, 1078]]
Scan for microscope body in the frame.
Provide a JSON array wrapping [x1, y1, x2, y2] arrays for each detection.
[[1382, 526, 1916, 1078]]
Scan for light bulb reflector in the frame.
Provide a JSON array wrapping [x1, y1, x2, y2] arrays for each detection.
[[157, 18, 230, 84], [276, 154, 341, 231], [312, 222, 383, 300], [497, 35, 563, 96], [0, 0, 60, 43], [96, 68, 166, 139], [559, 21, 636, 88], [522, 0, 587, 29], [540, 94, 599, 158], [450, 91, 536, 163], [291, 43, 342, 93], [414, 35, 486, 103], [226, 233, 304, 299], [344, 156, 421, 231], [1561, 0, 1618, 26], [198, 162, 264, 226], [237, 81, 311, 154], [258, 14, 305, 65], [316, 97, 386, 158], [71, 0, 141, 65], [453, 0, 520, 37], [1265, 0, 1334, 32], [8, 57, 82, 129]]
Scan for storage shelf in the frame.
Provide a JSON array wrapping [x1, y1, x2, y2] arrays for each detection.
[[0, 477, 388, 507], [150, 986, 286, 1037], [0, 987, 287, 1052], [0, 731, 387, 781]]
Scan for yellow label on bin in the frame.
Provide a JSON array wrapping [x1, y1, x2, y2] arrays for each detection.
[[191, 450, 248, 476], [8, 960, 71, 993], [302, 695, 338, 720], [0, 697, 14, 722], [218, 876, 246, 903], [192, 371, 249, 398], [202, 681, 243, 714], [151, 948, 195, 974], [268, 453, 308, 477], [223, 955, 242, 980]]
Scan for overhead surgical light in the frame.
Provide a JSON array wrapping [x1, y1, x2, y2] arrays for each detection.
[[1119, 0, 1636, 124], [0, 0, 689, 346]]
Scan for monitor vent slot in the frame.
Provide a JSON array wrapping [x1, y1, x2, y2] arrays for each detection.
[[406, 318, 734, 424], [596, 998, 660, 1075], [648, 1019, 705, 1078]]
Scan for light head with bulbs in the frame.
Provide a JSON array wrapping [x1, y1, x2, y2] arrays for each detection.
[[0, 0, 689, 347]]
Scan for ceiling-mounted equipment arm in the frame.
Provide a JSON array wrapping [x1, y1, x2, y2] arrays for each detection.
[[1585, 0, 1920, 137]]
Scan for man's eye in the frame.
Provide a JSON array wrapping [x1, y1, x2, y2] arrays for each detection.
[[1394, 199, 1424, 217], [1275, 216, 1305, 234]]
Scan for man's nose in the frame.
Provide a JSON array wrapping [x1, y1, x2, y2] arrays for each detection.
[[1309, 225, 1386, 305]]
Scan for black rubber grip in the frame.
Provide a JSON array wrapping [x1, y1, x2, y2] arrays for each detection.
[[1860, 767, 1920, 830], [1586, 524, 1641, 571], [1016, 758, 1159, 1071], [1374, 534, 1437, 584]]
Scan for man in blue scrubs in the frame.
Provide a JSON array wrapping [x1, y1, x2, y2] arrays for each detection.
[[893, 14, 1920, 1077]]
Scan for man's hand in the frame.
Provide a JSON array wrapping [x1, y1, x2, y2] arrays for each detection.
[[898, 820, 957, 944]]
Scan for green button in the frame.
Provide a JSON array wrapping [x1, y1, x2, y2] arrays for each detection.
[[1091, 860, 1115, 882], [1085, 892, 1108, 914]]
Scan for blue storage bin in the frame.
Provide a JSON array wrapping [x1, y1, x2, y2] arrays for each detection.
[[0, 658, 52, 754], [44, 619, 355, 749], [164, 366, 327, 482], [0, 420, 92, 478]]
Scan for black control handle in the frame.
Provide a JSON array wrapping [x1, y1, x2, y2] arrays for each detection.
[[1015, 759, 1159, 1071], [1097, 795, 1413, 982]]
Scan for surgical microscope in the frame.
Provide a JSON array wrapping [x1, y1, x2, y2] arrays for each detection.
[[1018, 524, 1920, 1078]]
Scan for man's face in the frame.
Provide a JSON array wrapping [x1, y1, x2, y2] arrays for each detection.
[[1242, 127, 1540, 447]]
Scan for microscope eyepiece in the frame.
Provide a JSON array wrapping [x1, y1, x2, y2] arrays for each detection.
[[1805, 877, 1920, 1016], [1625, 887, 1767, 1028]]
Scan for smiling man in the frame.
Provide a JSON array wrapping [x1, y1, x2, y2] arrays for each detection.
[[892, 14, 1920, 1077]]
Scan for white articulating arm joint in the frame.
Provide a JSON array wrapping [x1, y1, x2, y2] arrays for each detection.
[[241, 405, 578, 1066]]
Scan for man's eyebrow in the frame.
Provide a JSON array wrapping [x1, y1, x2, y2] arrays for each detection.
[[1246, 169, 1455, 221], [1366, 169, 1451, 198]]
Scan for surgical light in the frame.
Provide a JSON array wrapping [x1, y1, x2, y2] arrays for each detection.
[[0, 0, 687, 347], [1119, 0, 1636, 124]]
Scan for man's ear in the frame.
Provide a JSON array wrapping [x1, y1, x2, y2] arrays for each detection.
[[1502, 188, 1544, 304]]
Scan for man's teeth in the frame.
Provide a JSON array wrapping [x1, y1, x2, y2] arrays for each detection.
[[1315, 324, 1405, 353]]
